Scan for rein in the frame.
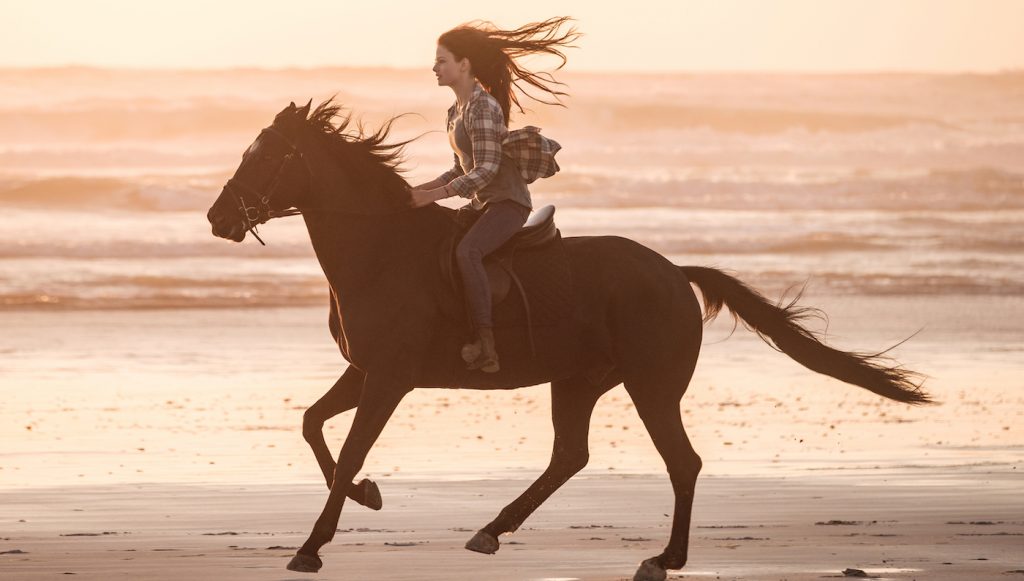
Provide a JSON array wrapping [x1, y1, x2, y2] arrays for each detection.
[[223, 126, 309, 245], [222, 122, 419, 245]]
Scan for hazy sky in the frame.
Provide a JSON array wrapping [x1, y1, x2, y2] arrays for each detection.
[[4, 0, 1023, 72]]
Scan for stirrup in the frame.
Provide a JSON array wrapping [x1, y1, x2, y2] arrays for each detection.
[[461, 341, 500, 373], [461, 341, 482, 364], [462, 327, 500, 373], [467, 354, 500, 373]]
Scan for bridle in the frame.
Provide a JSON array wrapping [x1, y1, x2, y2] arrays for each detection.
[[222, 126, 311, 245]]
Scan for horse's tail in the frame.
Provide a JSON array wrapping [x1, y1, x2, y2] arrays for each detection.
[[680, 266, 931, 405]]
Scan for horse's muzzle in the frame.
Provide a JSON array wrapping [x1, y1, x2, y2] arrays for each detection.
[[207, 206, 246, 242]]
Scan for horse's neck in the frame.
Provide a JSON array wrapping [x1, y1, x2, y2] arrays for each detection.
[[302, 207, 452, 307]]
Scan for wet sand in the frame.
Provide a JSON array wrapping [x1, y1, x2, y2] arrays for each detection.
[[2, 300, 1021, 489], [2, 301, 1022, 579], [2, 469, 1021, 580]]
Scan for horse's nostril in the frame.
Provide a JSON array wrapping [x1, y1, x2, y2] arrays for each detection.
[[209, 211, 229, 228]]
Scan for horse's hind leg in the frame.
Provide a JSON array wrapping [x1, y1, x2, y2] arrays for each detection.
[[465, 375, 613, 554], [624, 383, 702, 581], [302, 365, 382, 510]]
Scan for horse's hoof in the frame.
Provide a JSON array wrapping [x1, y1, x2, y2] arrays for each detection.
[[360, 478, 383, 511], [286, 552, 322, 573], [633, 557, 667, 581], [464, 530, 499, 554]]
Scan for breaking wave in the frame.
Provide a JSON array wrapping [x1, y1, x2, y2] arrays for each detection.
[[2, 167, 1021, 213]]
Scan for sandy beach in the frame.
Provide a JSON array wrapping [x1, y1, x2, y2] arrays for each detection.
[[2, 301, 1023, 580], [2, 469, 1021, 580]]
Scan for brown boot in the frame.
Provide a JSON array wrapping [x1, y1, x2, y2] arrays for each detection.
[[464, 327, 500, 373], [460, 340, 482, 364]]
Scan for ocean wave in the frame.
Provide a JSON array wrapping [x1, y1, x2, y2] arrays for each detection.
[[0, 96, 969, 143], [2, 216, 1016, 260], [0, 291, 327, 311], [0, 239, 312, 259], [0, 104, 273, 142], [0, 271, 328, 311], [3, 70, 1021, 168], [690, 269, 1024, 298], [3, 167, 1022, 213], [0, 175, 221, 211], [0, 147, 235, 175], [654, 236, 1024, 257], [539, 167, 1024, 211], [801, 272, 1024, 296], [568, 101, 956, 134], [2, 265, 1018, 312]]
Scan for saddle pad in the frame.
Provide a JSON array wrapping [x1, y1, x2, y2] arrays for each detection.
[[492, 233, 572, 329]]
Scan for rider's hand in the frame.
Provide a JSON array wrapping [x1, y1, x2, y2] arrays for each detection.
[[409, 186, 449, 208]]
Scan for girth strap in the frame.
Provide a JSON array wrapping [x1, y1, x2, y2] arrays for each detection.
[[498, 259, 536, 358]]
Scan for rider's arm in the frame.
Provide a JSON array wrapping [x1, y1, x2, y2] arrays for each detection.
[[414, 105, 466, 192], [445, 95, 505, 199]]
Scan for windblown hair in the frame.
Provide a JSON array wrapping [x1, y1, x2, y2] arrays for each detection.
[[305, 100, 408, 172], [302, 99, 412, 195], [438, 16, 580, 122]]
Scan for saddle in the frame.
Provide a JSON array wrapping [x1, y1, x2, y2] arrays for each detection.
[[440, 205, 568, 355]]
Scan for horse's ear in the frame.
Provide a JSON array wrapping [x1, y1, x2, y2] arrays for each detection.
[[275, 102, 297, 123], [296, 99, 312, 119]]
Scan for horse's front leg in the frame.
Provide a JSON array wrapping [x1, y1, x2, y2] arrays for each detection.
[[288, 374, 411, 572], [302, 366, 382, 510]]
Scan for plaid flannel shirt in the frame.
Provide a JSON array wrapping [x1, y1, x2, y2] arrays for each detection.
[[503, 125, 561, 184], [438, 84, 506, 198], [438, 84, 562, 197]]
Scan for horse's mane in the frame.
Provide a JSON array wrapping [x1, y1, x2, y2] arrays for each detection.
[[303, 99, 413, 195]]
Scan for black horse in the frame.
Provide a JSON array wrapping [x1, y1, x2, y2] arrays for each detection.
[[206, 101, 929, 581]]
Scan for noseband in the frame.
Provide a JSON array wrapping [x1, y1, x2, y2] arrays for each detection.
[[223, 126, 310, 245]]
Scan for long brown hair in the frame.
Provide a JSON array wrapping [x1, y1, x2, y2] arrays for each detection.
[[438, 16, 580, 123]]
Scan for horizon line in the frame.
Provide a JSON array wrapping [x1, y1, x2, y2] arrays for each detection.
[[2, 64, 1022, 77]]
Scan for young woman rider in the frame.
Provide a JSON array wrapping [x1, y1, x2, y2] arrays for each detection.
[[409, 17, 577, 373]]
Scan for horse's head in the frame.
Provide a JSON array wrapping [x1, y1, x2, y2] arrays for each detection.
[[207, 101, 314, 243], [209, 99, 415, 243]]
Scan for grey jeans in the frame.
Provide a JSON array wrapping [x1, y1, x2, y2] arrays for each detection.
[[455, 200, 531, 329]]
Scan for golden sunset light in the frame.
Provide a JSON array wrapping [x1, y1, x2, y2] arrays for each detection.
[[3, 0, 1023, 72], [1, 3, 1021, 580]]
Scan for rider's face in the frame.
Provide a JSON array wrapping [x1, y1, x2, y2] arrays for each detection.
[[433, 44, 466, 87]]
